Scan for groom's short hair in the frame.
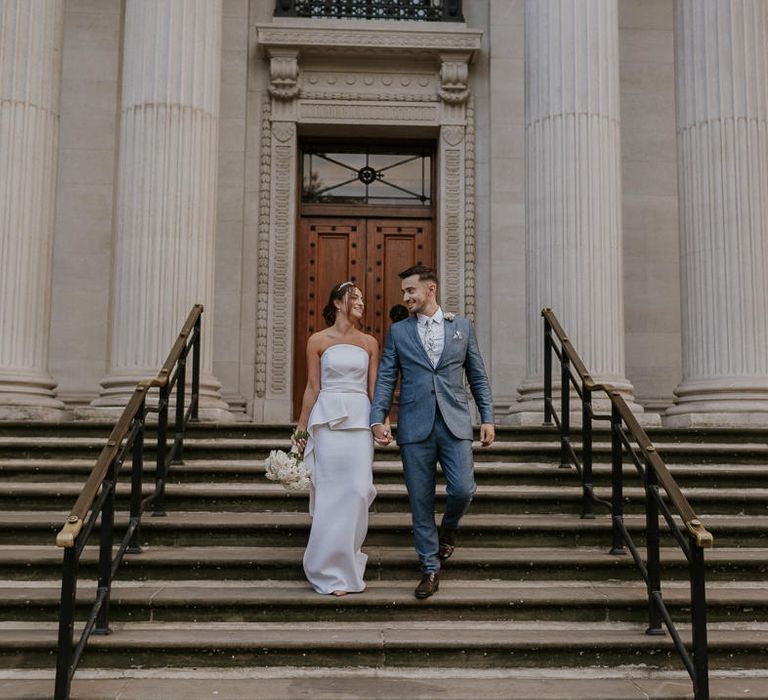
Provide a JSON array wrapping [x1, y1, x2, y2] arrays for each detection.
[[399, 265, 439, 287]]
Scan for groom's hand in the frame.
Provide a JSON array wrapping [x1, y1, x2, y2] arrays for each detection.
[[480, 423, 496, 447], [372, 423, 391, 446]]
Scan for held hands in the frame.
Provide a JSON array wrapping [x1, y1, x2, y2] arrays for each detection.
[[479, 423, 496, 448], [372, 420, 392, 446]]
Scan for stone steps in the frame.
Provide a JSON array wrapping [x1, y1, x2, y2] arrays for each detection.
[[2, 620, 767, 670], [2, 423, 765, 693], [2, 435, 768, 464], [3, 667, 768, 700], [1, 544, 764, 582], [2, 479, 767, 515], [5, 510, 767, 548], [3, 457, 767, 488], [3, 579, 767, 623]]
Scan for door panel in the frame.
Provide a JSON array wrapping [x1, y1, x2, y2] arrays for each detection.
[[366, 219, 433, 347], [294, 219, 364, 417], [293, 217, 433, 419]]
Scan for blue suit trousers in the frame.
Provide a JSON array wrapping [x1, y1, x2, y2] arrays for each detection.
[[399, 407, 476, 573]]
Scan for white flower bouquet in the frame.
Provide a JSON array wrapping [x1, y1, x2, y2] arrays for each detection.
[[264, 430, 311, 491]]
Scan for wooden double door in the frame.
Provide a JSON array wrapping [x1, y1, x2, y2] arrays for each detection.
[[293, 217, 434, 418]]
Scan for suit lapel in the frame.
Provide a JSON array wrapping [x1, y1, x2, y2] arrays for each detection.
[[435, 318, 452, 369]]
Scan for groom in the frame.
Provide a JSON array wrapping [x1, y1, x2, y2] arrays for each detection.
[[370, 265, 495, 599]]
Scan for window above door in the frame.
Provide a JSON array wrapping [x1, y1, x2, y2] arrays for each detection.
[[302, 144, 433, 207]]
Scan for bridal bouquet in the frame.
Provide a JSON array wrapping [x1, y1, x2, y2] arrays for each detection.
[[264, 430, 311, 491]]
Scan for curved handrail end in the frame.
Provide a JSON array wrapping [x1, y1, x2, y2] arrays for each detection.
[[686, 518, 714, 549], [57, 516, 82, 549]]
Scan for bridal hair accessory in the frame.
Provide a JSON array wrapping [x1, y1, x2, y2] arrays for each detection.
[[338, 281, 354, 291], [264, 430, 311, 491]]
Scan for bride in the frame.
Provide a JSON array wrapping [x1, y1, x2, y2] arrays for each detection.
[[294, 281, 380, 595]]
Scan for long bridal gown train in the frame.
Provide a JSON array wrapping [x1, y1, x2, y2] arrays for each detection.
[[302, 344, 376, 594]]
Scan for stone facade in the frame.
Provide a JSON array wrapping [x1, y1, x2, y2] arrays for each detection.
[[0, 0, 766, 426]]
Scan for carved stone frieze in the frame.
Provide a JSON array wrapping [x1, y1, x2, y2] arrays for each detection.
[[256, 24, 483, 58], [299, 100, 438, 124], [301, 70, 438, 102]]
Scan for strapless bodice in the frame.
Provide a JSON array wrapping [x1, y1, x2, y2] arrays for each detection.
[[319, 344, 369, 395]]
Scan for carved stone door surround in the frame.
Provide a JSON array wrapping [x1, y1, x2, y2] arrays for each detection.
[[254, 20, 482, 421]]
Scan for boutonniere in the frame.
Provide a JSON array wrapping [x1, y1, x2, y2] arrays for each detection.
[[444, 311, 456, 321]]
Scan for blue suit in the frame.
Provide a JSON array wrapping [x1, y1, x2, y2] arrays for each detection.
[[370, 314, 494, 573]]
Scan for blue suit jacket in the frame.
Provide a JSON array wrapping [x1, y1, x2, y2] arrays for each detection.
[[370, 315, 494, 444]]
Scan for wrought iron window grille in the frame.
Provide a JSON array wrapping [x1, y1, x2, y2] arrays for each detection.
[[274, 0, 464, 22]]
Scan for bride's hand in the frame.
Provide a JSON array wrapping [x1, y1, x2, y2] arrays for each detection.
[[292, 428, 308, 456]]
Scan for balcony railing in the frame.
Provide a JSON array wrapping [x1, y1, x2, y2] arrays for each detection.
[[274, 0, 464, 22]]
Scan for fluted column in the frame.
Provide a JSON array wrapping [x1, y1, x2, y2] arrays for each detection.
[[0, 0, 66, 421], [511, 0, 645, 423], [90, 0, 230, 418], [666, 0, 768, 426]]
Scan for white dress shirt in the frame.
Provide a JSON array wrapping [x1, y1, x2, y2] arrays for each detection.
[[417, 307, 445, 366]]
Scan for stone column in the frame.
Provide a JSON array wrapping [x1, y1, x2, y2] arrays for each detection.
[[666, 0, 768, 426], [511, 0, 646, 423], [0, 0, 66, 421], [89, 0, 230, 418]]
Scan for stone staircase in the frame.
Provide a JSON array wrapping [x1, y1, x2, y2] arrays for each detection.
[[0, 422, 767, 699]]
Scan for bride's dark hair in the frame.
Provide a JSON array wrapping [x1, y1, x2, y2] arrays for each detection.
[[322, 281, 356, 327]]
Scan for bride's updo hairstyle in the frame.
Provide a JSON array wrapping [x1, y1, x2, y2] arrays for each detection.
[[322, 281, 356, 327]]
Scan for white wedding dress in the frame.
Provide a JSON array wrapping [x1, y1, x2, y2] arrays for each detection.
[[302, 344, 376, 594]]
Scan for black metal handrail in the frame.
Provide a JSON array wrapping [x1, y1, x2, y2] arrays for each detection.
[[542, 308, 712, 700], [274, 0, 464, 22], [54, 305, 204, 700]]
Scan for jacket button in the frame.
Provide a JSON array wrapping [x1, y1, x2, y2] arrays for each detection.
[[431, 389, 435, 395]]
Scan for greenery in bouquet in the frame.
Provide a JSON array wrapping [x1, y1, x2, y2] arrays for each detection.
[[264, 430, 311, 491]]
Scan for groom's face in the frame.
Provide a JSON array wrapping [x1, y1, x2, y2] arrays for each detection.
[[401, 274, 436, 316]]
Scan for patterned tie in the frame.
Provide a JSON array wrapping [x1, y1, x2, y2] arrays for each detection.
[[424, 318, 437, 366]]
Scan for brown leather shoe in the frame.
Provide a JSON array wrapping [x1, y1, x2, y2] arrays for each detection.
[[438, 527, 457, 562], [414, 572, 440, 599]]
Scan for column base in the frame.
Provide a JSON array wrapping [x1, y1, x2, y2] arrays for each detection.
[[83, 369, 234, 422], [665, 378, 768, 427], [508, 375, 661, 427], [0, 371, 68, 421]]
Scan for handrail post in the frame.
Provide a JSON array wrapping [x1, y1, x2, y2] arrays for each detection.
[[581, 383, 594, 519], [559, 352, 570, 469], [191, 313, 201, 422], [609, 399, 625, 555], [644, 457, 664, 635], [153, 383, 169, 517], [690, 535, 710, 700], [543, 315, 553, 426], [127, 406, 145, 554], [94, 465, 116, 635], [173, 353, 186, 465], [54, 545, 78, 700]]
